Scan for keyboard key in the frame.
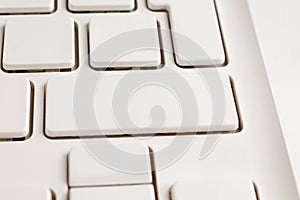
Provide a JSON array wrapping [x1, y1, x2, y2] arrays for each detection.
[[0, 186, 52, 200], [0, 0, 54, 14], [3, 17, 76, 71], [0, 78, 31, 139], [68, 0, 135, 12], [171, 180, 257, 200], [68, 144, 152, 187], [89, 16, 161, 69], [45, 73, 238, 138], [148, 0, 225, 66], [70, 185, 155, 200]]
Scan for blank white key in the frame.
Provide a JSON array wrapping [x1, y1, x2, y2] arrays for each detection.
[[69, 0, 135, 12], [89, 16, 161, 69], [0, 186, 52, 200], [68, 144, 152, 187], [0, 78, 31, 139], [148, 0, 225, 66], [70, 185, 155, 200], [0, 0, 54, 13], [171, 180, 257, 200], [3, 17, 75, 71], [45, 72, 238, 137]]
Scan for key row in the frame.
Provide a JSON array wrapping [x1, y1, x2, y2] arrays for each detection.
[[68, 144, 257, 200], [0, 180, 256, 200], [69, 181, 257, 200], [0, 73, 239, 140], [2, 14, 224, 72], [0, 143, 257, 200]]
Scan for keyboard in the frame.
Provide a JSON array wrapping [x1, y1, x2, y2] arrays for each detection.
[[0, 0, 298, 199]]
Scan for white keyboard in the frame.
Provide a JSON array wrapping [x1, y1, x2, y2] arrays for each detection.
[[0, 0, 298, 199]]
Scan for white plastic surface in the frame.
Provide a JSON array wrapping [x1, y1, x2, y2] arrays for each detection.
[[70, 185, 155, 200], [247, 0, 300, 195], [148, 0, 225, 66], [68, 0, 135, 12], [89, 15, 161, 69], [68, 144, 152, 187], [45, 73, 238, 138], [0, 0, 54, 13], [171, 179, 257, 200], [0, 186, 52, 200], [0, 0, 297, 200], [3, 17, 75, 71], [0, 78, 31, 139]]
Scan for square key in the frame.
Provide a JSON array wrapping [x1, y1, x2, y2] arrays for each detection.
[[89, 15, 161, 69], [3, 17, 75, 71], [0, 78, 31, 139]]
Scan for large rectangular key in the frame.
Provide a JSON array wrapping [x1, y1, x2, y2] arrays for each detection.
[[45, 72, 238, 138]]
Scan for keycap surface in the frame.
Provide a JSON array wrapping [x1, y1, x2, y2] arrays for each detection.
[[69, 0, 135, 12], [148, 0, 225, 66], [0, 78, 31, 139], [171, 180, 257, 200], [0, 0, 54, 13], [3, 17, 75, 71], [45, 73, 238, 137], [68, 144, 152, 187], [70, 185, 155, 200], [89, 15, 161, 69], [0, 186, 52, 200]]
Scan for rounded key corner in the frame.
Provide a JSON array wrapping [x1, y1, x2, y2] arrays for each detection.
[[210, 54, 227, 67], [128, 2, 136, 11], [89, 58, 102, 70], [12, 131, 30, 141], [44, 128, 54, 139], [18, 128, 31, 139], [2, 61, 21, 72], [1, 55, 16, 72], [1, 62, 11, 73], [67, 2, 78, 12], [169, 182, 178, 192], [44, 126, 65, 139], [45, 0, 56, 13]]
